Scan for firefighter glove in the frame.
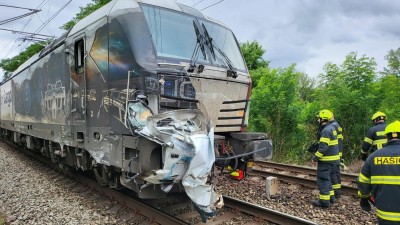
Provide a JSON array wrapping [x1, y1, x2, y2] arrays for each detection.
[[308, 142, 318, 153], [360, 198, 371, 212], [361, 153, 368, 161]]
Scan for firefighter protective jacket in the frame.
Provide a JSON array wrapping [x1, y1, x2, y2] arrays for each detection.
[[314, 123, 340, 162], [331, 120, 343, 157], [358, 139, 400, 223], [362, 122, 387, 154]]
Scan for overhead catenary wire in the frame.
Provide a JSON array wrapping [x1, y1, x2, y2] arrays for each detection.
[[1, 0, 49, 58], [0, 28, 55, 38], [0, 10, 40, 26], [6, 0, 72, 59], [36, 0, 56, 38], [32, 0, 72, 40], [0, 4, 39, 11]]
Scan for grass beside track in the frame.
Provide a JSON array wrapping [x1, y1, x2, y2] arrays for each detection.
[[0, 212, 7, 225]]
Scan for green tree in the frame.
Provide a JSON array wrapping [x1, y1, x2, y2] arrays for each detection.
[[249, 67, 266, 89], [240, 41, 269, 71], [0, 42, 45, 80], [240, 41, 269, 89], [61, 0, 112, 30], [320, 63, 341, 84], [316, 52, 378, 162], [298, 73, 316, 102], [376, 75, 400, 121], [342, 52, 376, 91], [382, 47, 400, 77], [249, 65, 302, 161], [377, 48, 400, 120]]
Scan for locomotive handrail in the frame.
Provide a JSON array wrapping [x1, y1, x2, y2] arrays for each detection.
[[125, 70, 134, 128], [215, 146, 267, 160]]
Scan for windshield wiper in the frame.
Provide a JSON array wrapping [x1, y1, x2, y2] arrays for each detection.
[[188, 20, 206, 73], [201, 23, 237, 78]]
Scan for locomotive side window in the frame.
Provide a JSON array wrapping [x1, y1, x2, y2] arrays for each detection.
[[75, 39, 85, 74]]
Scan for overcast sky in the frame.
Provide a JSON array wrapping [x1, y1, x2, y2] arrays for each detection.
[[181, 0, 400, 77], [1, 0, 399, 78]]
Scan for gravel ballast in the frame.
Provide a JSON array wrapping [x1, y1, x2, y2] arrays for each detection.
[[0, 142, 143, 225], [215, 171, 378, 225], [0, 140, 378, 225]]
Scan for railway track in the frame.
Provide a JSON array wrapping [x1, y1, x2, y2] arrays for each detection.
[[250, 160, 358, 195], [145, 194, 318, 225], [16, 145, 186, 225], [3, 140, 318, 225], [223, 196, 318, 225]]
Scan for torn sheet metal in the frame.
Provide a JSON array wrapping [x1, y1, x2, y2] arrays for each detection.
[[126, 101, 222, 219]]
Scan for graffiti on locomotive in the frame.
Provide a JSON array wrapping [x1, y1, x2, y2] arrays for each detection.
[[0, 0, 272, 221]]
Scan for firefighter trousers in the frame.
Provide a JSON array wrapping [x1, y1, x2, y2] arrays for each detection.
[[378, 218, 400, 225], [331, 161, 341, 196], [316, 162, 335, 204]]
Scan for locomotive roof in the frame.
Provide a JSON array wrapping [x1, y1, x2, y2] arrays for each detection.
[[7, 0, 227, 81], [69, 0, 226, 36], [10, 32, 70, 78]]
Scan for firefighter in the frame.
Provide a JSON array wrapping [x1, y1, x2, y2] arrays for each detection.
[[311, 109, 340, 208], [361, 111, 387, 161], [357, 120, 400, 225], [330, 113, 343, 199]]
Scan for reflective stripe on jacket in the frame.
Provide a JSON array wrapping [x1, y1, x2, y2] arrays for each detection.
[[358, 139, 400, 222], [331, 120, 343, 157], [361, 122, 387, 154], [315, 123, 340, 162]]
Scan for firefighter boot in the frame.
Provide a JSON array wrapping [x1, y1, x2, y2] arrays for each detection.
[[330, 196, 335, 205], [311, 200, 329, 208], [360, 198, 371, 212], [334, 190, 341, 199]]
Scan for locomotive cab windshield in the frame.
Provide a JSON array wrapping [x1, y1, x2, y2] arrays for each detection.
[[141, 3, 246, 74]]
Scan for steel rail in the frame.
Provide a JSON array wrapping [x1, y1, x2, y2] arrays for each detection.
[[0, 140, 335, 224], [73, 174, 189, 225], [223, 196, 318, 225], [249, 168, 357, 196], [4, 140, 188, 225], [255, 160, 358, 182]]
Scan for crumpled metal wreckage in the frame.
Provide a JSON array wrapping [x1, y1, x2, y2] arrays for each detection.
[[126, 100, 223, 222]]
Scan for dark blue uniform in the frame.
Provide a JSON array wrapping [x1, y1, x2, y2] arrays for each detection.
[[313, 123, 340, 205], [330, 119, 343, 197], [358, 139, 400, 224], [362, 122, 387, 154]]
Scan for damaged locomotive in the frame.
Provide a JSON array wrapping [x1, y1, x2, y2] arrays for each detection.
[[0, 0, 272, 220]]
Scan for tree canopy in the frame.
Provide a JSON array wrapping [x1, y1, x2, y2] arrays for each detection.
[[240, 41, 269, 71], [240, 42, 400, 164], [61, 0, 112, 31], [382, 47, 400, 77], [0, 43, 44, 80]]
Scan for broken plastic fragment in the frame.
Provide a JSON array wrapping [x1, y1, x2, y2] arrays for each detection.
[[126, 106, 223, 219]]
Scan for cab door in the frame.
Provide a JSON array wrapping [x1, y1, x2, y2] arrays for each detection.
[[71, 34, 87, 124]]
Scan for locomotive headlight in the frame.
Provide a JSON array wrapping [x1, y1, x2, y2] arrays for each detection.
[[159, 74, 196, 99], [179, 81, 196, 99]]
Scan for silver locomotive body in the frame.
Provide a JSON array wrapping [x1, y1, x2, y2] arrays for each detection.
[[0, 0, 272, 216]]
